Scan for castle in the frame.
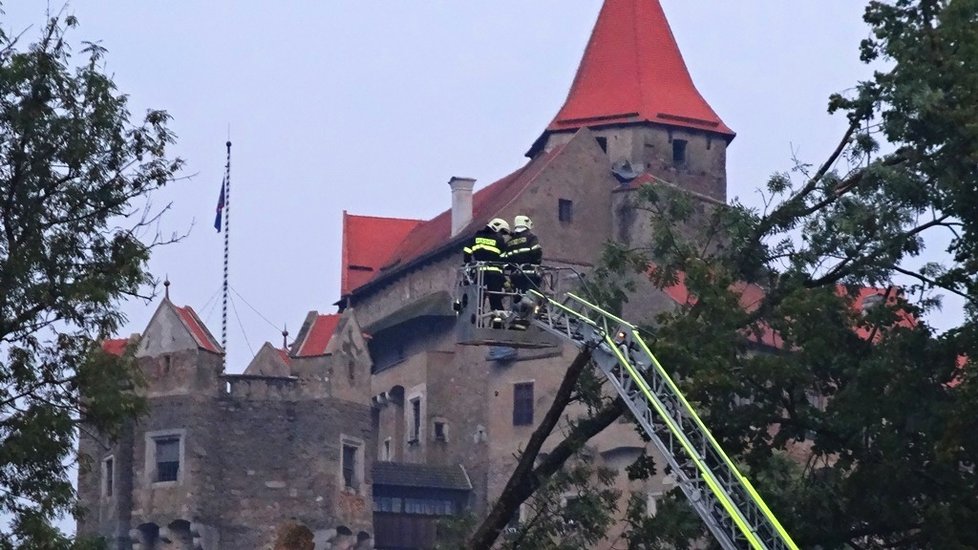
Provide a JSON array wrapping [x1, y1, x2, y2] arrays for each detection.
[[77, 1, 738, 547]]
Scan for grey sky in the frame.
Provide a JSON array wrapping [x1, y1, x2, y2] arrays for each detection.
[[5, 1, 904, 371]]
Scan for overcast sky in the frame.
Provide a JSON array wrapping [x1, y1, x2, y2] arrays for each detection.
[[5, 1, 930, 371]]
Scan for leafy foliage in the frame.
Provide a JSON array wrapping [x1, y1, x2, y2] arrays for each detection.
[[474, 1, 978, 548], [0, 7, 179, 547]]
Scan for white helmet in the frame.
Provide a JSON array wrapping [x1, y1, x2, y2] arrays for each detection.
[[514, 215, 533, 231], [487, 218, 510, 234]]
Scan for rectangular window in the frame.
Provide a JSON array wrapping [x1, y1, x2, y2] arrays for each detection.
[[558, 199, 573, 223], [434, 421, 446, 442], [383, 438, 391, 461], [409, 398, 421, 443], [342, 444, 359, 489], [102, 457, 114, 497], [513, 382, 534, 426], [672, 139, 688, 165], [155, 437, 180, 482]]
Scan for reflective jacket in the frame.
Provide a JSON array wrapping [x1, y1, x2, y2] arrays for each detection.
[[463, 226, 505, 270], [503, 229, 542, 267]]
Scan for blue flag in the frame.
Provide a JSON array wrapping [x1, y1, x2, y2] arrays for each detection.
[[214, 178, 226, 232]]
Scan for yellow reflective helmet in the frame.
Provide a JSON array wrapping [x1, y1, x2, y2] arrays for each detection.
[[488, 218, 510, 234], [514, 215, 533, 231]]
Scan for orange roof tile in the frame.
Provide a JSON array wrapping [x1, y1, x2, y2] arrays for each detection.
[[173, 304, 222, 354], [347, 143, 569, 297], [546, 0, 733, 138], [342, 212, 422, 296], [295, 314, 341, 357], [101, 338, 128, 357], [657, 268, 916, 348]]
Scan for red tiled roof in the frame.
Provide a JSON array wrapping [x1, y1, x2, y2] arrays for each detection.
[[102, 338, 128, 357], [546, 0, 734, 138], [658, 269, 915, 348], [276, 348, 292, 364], [349, 143, 568, 296], [342, 212, 422, 296], [296, 314, 341, 357], [173, 304, 222, 354]]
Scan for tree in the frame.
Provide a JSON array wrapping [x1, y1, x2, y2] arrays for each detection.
[[469, 0, 978, 548], [0, 7, 181, 548]]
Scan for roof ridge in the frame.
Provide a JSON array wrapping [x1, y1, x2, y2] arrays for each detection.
[[344, 211, 425, 223]]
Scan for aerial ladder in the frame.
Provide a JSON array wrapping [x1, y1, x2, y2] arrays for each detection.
[[455, 265, 798, 550]]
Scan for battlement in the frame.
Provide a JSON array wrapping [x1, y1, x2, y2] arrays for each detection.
[[223, 373, 300, 400]]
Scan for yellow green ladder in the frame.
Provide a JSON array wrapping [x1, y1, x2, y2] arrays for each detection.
[[528, 290, 798, 550]]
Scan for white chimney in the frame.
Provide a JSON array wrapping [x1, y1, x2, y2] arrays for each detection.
[[448, 177, 476, 237]]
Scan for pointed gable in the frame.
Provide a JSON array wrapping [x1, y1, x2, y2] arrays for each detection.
[[546, 0, 733, 139], [290, 311, 341, 357], [135, 300, 223, 358], [243, 342, 292, 377], [342, 212, 423, 296]]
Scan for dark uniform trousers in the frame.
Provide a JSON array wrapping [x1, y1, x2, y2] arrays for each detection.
[[463, 229, 506, 311], [504, 230, 542, 297]]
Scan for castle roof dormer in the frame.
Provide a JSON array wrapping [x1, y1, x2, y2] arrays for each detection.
[[531, 0, 733, 156]]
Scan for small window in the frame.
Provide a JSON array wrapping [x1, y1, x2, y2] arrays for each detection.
[[672, 139, 687, 165], [342, 444, 359, 489], [102, 457, 114, 497], [434, 421, 446, 442], [558, 199, 573, 223], [409, 398, 421, 444], [155, 437, 180, 482], [383, 438, 392, 461], [595, 136, 608, 153], [513, 382, 534, 426]]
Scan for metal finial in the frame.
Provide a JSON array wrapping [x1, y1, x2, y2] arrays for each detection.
[[282, 324, 289, 349], [163, 276, 170, 300]]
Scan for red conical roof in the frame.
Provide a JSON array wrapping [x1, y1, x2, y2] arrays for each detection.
[[546, 0, 734, 138]]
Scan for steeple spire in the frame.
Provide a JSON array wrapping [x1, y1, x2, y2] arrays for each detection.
[[543, 0, 733, 140]]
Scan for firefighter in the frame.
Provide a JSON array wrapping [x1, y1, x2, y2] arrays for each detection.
[[463, 218, 510, 326], [503, 214, 543, 327]]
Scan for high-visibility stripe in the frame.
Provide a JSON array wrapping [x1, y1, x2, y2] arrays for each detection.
[[470, 244, 501, 254], [463, 247, 473, 254], [559, 291, 798, 550]]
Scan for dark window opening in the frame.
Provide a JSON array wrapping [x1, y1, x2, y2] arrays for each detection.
[[672, 139, 688, 165], [558, 199, 573, 223], [155, 437, 180, 482], [409, 398, 421, 444], [434, 421, 446, 442], [103, 458, 114, 497], [595, 136, 608, 153], [383, 439, 391, 461], [707, 136, 713, 150], [513, 382, 534, 426], [342, 443, 359, 489]]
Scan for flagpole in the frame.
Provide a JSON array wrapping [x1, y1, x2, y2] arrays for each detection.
[[222, 140, 231, 372]]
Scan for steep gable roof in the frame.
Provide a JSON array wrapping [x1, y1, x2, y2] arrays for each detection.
[[545, 0, 733, 139], [243, 341, 292, 377], [342, 212, 422, 296], [173, 304, 222, 353], [347, 140, 571, 298], [135, 299, 223, 358], [291, 312, 341, 357]]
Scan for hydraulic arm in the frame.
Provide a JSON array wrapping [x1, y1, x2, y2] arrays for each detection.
[[528, 290, 798, 550]]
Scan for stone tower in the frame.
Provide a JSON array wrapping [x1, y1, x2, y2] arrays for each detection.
[[528, 0, 734, 201]]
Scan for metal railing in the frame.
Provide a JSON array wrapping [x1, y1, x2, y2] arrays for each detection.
[[527, 289, 798, 550]]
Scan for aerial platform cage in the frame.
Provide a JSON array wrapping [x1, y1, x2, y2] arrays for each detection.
[[453, 262, 571, 348]]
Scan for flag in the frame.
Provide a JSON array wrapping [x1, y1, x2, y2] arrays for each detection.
[[214, 177, 226, 232]]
